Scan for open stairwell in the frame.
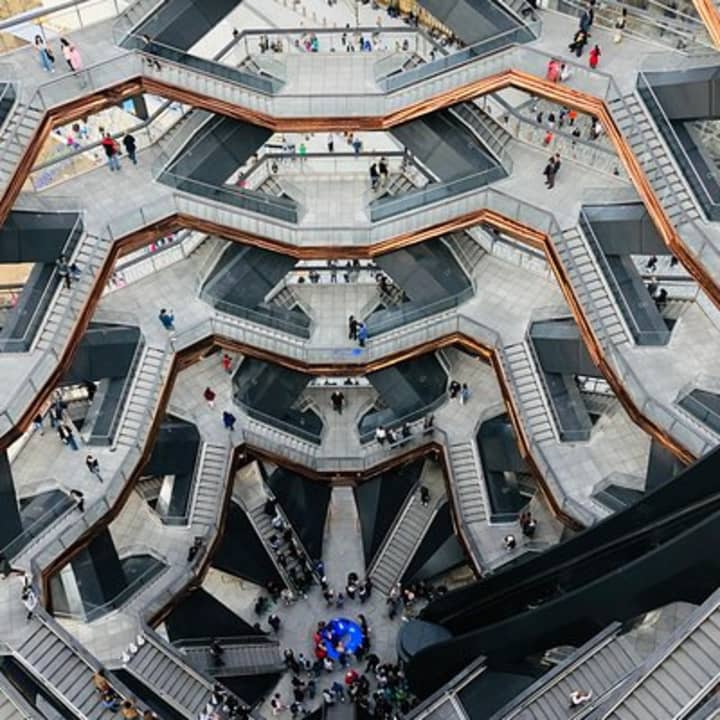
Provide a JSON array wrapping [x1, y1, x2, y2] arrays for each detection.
[[442, 231, 486, 278], [368, 461, 445, 595], [0, 672, 35, 720], [503, 343, 556, 444], [35, 230, 111, 352], [599, 596, 720, 720], [11, 615, 117, 719], [609, 93, 701, 227], [556, 227, 630, 348], [115, 345, 170, 449], [447, 441, 488, 526], [190, 442, 230, 531], [180, 638, 284, 677], [125, 630, 214, 718], [493, 623, 639, 719]]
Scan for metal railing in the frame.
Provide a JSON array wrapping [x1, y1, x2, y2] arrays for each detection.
[[370, 165, 508, 221], [378, 24, 539, 92], [366, 287, 474, 336], [160, 170, 299, 223], [54, 557, 169, 622], [0, 490, 76, 560]]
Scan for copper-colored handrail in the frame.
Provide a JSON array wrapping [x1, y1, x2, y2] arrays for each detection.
[[693, 0, 720, 47]]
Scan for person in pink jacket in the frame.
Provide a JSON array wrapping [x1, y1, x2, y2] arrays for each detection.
[[60, 37, 82, 71]]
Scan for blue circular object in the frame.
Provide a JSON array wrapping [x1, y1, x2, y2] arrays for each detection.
[[321, 617, 364, 660]]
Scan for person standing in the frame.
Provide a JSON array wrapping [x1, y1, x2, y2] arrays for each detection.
[[60, 37, 82, 71], [122, 133, 137, 165], [553, 153, 562, 181], [35, 35, 54, 72], [331, 391, 345, 414], [56, 254, 71, 289], [221, 353, 233, 374], [158, 308, 174, 330], [348, 315, 358, 341], [378, 156, 389, 185], [222, 410, 236, 430], [22, 587, 37, 621], [614, 7, 627, 42], [86, 454, 102, 482], [357, 322, 368, 347], [568, 29, 587, 57], [369, 163, 379, 190], [589, 44, 601, 69], [203, 387, 216, 408], [543, 157, 556, 189], [327, 132, 335, 152], [460, 383, 470, 405], [101, 133, 121, 172], [32, 413, 44, 435], [420, 485, 430, 506]]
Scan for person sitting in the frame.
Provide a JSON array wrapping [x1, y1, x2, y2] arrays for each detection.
[[569, 689, 593, 707], [375, 426, 387, 445]]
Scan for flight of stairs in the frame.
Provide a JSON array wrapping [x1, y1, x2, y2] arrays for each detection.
[[270, 285, 300, 311], [190, 442, 229, 531], [501, 628, 639, 719], [126, 634, 212, 718], [451, 101, 514, 164], [447, 442, 487, 524], [442, 231, 486, 278], [13, 620, 108, 719], [556, 226, 630, 348], [609, 92, 701, 227], [603, 604, 720, 718], [181, 640, 284, 677], [35, 230, 110, 352], [503, 342, 556, 444], [0, 102, 42, 189], [246, 496, 315, 593], [115, 345, 169, 448], [368, 482, 439, 595]]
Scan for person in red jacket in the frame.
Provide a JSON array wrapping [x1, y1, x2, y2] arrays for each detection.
[[589, 44, 601, 69]]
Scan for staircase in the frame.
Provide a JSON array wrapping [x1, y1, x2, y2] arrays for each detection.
[[609, 92, 701, 227], [0, 102, 43, 189], [368, 462, 444, 595], [245, 495, 316, 593], [126, 633, 212, 718], [0, 672, 35, 720], [12, 619, 108, 719], [190, 443, 230, 531], [180, 639, 284, 677], [270, 285, 300, 311], [503, 342, 556, 444], [442, 231, 486, 278], [384, 172, 417, 197], [601, 602, 720, 719], [115, 345, 169, 448], [35, 230, 110, 352], [451, 102, 513, 165], [556, 227, 630, 348], [497, 625, 639, 719], [258, 175, 284, 198], [447, 442, 487, 525]]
